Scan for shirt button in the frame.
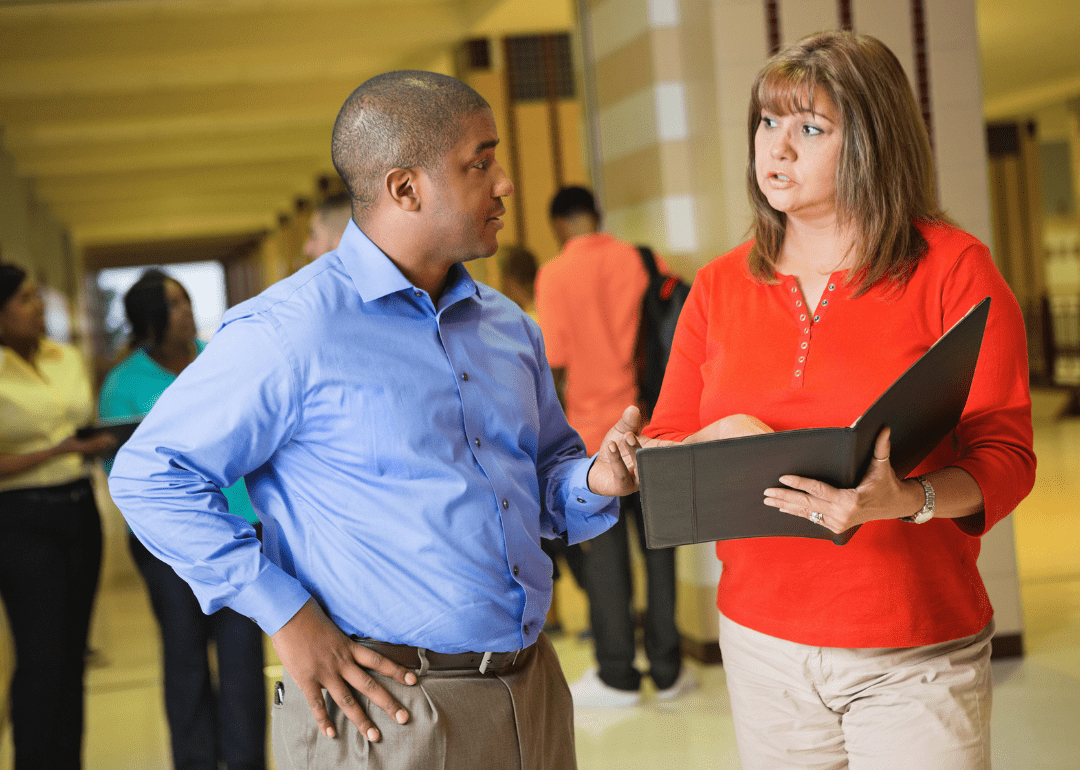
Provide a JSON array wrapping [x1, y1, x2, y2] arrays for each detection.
[[461, 372, 469, 381], [502, 499, 509, 509], [576, 497, 586, 504], [800, 315, 806, 321], [822, 299, 829, 306], [828, 284, 835, 291], [801, 342, 808, 349], [799, 356, 805, 362], [790, 287, 797, 292], [552, 525, 559, 534], [803, 327, 809, 333], [414, 290, 423, 297], [796, 300, 803, 307], [523, 625, 531, 635], [513, 565, 519, 576], [795, 370, 802, 376], [474, 438, 481, 447], [814, 316, 820, 322]]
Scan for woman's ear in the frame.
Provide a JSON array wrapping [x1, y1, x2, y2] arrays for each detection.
[[385, 168, 421, 212]]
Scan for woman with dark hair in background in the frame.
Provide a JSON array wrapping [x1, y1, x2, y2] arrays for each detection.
[[99, 269, 267, 770], [0, 261, 113, 770], [641, 31, 1035, 769]]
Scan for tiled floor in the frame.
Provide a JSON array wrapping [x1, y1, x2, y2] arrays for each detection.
[[3, 414, 1077, 769]]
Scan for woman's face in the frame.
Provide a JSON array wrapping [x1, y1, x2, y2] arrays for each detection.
[[0, 278, 46, 346], [162, 279, 197, 344], [754, 89, 843, 226]]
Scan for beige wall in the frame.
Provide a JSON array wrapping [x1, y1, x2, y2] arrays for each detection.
[[578, 0, 1026, 648]]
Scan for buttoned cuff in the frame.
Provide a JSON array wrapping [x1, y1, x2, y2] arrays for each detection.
[[228, 559, 312, 636], [563, 455, 620, 544]]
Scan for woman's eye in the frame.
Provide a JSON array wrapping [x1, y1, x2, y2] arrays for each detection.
[[802, 124, 823, 136], [760, 116, 777, 128]]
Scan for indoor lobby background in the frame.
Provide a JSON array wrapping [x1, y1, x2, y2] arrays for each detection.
[[1, 0, 1078, 767]]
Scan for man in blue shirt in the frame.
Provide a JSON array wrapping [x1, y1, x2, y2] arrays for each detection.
[[109, 70, 643, 769]]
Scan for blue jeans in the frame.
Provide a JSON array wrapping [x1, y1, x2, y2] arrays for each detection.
[[129, 533, 267, 770]]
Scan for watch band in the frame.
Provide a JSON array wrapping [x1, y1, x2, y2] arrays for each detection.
[[901, 475, 935, 523]]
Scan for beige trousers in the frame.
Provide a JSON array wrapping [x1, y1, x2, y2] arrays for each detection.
[[719, 612, 994, 770], [272, 632, 576, 770]]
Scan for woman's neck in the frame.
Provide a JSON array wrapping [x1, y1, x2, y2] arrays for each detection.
[[148, 338, 196, 375], [2, 336, 41, 368], [776, 217, 857, 277]]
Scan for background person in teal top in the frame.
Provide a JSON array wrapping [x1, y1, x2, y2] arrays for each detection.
[[100, 269, 266, 770]]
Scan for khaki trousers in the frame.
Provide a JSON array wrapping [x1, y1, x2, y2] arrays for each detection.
[[719, 612, 994, 770], [272, 632, 576, 770]]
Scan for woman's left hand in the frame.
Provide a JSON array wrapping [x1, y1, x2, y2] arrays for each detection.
[[762, 427, 925, 533]]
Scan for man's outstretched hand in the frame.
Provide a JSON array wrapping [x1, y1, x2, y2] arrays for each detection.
[[586, 405, 647, 497], [271, 598, 417, 741]]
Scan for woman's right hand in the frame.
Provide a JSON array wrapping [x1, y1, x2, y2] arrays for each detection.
[[54, 433, 117, 458], [686, 414, 773, 443]]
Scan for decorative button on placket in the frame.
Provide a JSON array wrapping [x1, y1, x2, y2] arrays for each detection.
[[461, 372, 469, 381], [512, 565, 519, 576], [801, 342, 808, 349], [474, 438, 481, 447], [821, 299, 829, 307], [828, 283, 835, 291], [523, 625, 531, 636], [502, 499, 509, 509], [813, 315, 820, 322], [795, 370, 802, 377]]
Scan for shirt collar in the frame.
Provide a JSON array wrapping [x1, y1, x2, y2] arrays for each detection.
[[335, 219, 479, 308]]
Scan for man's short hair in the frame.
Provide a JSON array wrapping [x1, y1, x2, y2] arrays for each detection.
[[331, 71, 490, 221], [549, 186, 599, 220]]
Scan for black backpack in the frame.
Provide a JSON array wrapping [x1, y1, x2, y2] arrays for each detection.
[[634, 246, 691, 419]]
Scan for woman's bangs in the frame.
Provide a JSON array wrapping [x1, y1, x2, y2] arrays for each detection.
[[756, 66, 818, 116]]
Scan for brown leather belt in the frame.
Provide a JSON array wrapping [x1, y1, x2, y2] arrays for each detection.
[[353, 638, 523, 676]]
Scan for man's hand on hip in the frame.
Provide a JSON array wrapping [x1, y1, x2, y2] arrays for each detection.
[[271, 598, 417, 741]]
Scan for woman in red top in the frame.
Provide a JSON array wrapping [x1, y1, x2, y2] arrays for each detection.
[[641, 32, 1035, 769]]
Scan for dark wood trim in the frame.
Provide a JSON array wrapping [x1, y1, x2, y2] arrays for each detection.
[[838, 0, 853, 31], [991, 632, 1024, 660], [911, 0, 934, 154], [501, 37, 527, 245], [765, 0, 781, 56], [542, 35, 565, 191]]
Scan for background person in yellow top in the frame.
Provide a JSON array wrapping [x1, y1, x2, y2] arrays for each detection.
[[0, 260, 114, 770], [303, 192, 353, 261]]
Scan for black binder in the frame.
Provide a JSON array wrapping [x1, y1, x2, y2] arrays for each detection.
[[76, 419, 142, 460], [637, 297, 990, 548]]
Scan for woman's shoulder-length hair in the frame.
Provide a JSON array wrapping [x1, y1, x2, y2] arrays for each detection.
[[745, 30, 947, 295]]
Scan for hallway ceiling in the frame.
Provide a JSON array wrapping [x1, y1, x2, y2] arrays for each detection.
[[0, 0, 1076, 266]]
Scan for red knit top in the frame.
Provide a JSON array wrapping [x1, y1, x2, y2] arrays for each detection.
[[644, 221, 1036, 648]]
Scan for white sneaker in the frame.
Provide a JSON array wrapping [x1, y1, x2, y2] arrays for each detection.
[[654, 665, 699, 701], [569, 668, 641, 708]]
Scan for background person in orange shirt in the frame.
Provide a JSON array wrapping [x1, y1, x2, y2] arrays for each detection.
[[535, 186, 696, 707]]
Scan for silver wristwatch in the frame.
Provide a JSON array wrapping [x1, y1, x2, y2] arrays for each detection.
[[901, 475, 935, 523]]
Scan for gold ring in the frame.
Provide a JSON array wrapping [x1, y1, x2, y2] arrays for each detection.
[[873, 455, 890, 462]]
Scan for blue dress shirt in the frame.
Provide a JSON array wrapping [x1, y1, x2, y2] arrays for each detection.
[[109, 220, 619, 653]]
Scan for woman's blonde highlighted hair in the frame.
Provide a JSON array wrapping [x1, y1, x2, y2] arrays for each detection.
[[746, 31, 945, 294]]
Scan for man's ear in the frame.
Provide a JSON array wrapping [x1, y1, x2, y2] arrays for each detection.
[[385, 168, 421, 212]]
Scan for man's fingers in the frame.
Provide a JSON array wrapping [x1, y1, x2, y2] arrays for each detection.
[[299, 682, 339, 739], [612, 405, 642, 434], [324, 679, 383, 742], [352, 644, 417, 687]]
